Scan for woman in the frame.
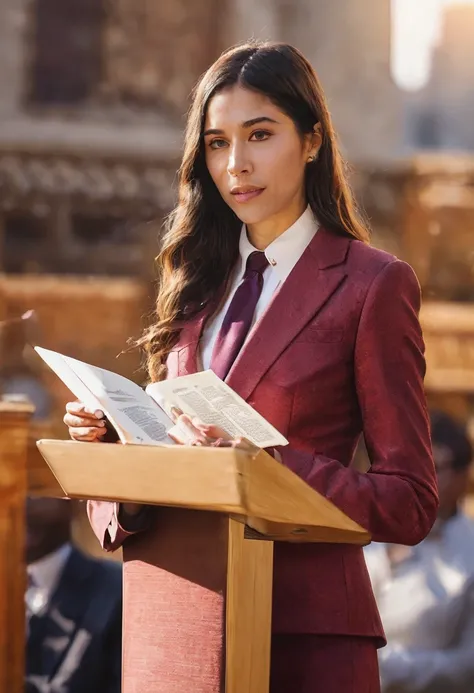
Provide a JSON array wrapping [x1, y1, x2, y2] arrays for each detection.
[[64, 41, 438, 693]]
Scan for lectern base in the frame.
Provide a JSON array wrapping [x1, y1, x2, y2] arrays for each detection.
[[122, 508, 273, 693]]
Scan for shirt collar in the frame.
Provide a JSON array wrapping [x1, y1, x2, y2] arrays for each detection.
[[27, 542, 72, 596], [237, 205, 319, 283]]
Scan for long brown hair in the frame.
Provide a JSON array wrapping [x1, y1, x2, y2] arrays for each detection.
[[142, 41, 370, 381]]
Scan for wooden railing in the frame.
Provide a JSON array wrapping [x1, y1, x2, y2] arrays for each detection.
[[0, 399, 34, 693], [0, 399, 61, 693]]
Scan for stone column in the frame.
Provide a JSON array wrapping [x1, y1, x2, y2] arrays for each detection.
[[223, 0, 280, 45], [0, 0, 29, 118], [281, 0, 401, 162]]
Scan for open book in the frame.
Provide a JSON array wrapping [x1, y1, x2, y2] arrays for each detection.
[[35, 347, 288, 449]]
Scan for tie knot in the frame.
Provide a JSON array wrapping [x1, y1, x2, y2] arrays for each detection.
[[245, 251, 268, 276]]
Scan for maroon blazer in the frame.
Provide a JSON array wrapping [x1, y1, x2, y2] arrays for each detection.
[[89, 227, 438, 644]]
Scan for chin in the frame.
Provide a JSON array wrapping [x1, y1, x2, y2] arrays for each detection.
[[233, 211, 266, 226], [228, 200, 274, 226]]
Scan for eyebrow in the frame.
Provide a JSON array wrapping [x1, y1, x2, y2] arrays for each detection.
[[203, 116, 279, 137]]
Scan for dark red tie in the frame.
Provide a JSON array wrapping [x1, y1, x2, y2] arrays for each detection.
[[210, 251, 269, 380]]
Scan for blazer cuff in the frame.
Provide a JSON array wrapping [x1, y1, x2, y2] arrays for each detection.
[[107, 503, 151, 547]]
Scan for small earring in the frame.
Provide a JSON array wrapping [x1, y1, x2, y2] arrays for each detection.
[[307, 154, 316, 163]]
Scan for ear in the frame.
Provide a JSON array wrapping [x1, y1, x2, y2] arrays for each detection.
[[306, 122, 323, 163]]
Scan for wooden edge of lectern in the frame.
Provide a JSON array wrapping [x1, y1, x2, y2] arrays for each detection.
[[35, 439, 371, 693], [36, 440, 370, 545]]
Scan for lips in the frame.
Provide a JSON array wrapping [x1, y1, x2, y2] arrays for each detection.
[[230, 188, 264, 203]]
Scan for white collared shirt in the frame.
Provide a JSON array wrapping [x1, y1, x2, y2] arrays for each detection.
[[201, 205, 318, 370], [364, 512, 474, 692], [26, 543, 72, 616]]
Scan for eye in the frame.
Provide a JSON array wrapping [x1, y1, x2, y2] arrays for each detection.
[[208, 138, 228, 150], [250, 130, 271, 142]]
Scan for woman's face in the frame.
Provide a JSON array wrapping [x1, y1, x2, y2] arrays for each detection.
[[203, 85, 318, 232]]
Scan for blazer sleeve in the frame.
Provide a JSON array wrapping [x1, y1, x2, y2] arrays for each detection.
[[277, 259, 438, 545], [87, 500, 151, 552]]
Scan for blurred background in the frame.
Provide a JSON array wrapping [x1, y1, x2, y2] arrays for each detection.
[[1, 0, 474, 544]]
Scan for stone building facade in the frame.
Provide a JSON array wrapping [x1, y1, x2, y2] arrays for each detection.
[[0, 0, 400, 279], [3, 0, 470, 400], [406, 4, 474, 153], [0, 0, 405, 415], [226, 0, 401, 162], [0, 0, 220, 277], [278, 0, 401, 162]]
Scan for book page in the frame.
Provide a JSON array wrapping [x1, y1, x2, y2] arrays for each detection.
[[146, 370, 289, 448], [35, 347, 174, 446]]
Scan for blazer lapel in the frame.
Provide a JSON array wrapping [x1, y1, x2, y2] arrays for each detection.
[[172, 281, 230, 377], [172, 312, 207, 377], [226, 228, 351, 401]]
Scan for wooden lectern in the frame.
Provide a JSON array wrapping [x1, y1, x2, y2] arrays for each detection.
[[36, 440, 371, 693]]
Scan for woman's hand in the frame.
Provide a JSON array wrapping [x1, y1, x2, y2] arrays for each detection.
[[63, 401, 109, 442], [169, 412, 260, 454], [63, 401, 142, 516]]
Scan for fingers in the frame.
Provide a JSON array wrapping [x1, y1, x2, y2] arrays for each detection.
[[167, 413, 259, 452], [64, 402, 105, 427], [190, 418, 231, 441], [169, 414, 221, 446], [63, 412, 107, 429], [64, 401, 107, 443], [68, 426, 108, 442], [176, 415, 208, 445], [65, 401, 104, 419], [167, 420, 201, 446], [169, 410, 231, 441], [170, 406, 184, 422]]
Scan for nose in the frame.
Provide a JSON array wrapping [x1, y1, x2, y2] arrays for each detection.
[[227, 142, 253, 177]]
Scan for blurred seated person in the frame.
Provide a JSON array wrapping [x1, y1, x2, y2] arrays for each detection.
[[365, 410, 474, 693], [25, 498, 122, 693]]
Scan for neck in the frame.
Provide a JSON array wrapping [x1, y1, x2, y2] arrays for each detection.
[[246, 195, 307, 250]]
